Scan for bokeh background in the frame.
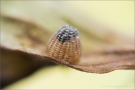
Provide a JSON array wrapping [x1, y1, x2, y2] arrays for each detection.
[[1, 1, 134, 89]]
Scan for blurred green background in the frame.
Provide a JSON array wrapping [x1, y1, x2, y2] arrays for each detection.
[[1, 1, 134, 89]]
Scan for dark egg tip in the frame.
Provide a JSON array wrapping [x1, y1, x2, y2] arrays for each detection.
[[57, 25, 78, 43]]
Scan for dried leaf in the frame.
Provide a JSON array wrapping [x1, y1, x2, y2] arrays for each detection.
[[1, 45, 134, 75]]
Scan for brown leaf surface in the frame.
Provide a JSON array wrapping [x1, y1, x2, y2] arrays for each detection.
[[1, 45, 134, 75]]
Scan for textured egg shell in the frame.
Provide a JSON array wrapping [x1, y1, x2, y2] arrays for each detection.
[[47, 34, 81, 64]]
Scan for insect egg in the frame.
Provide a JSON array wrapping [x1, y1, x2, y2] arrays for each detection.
[[47, 25, 81, 64]]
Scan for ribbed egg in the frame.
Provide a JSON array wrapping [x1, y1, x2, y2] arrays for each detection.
[[47, 25, 81, 64]]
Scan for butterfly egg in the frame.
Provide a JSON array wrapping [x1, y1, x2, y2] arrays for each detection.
[[47, 25, 82, 64]]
